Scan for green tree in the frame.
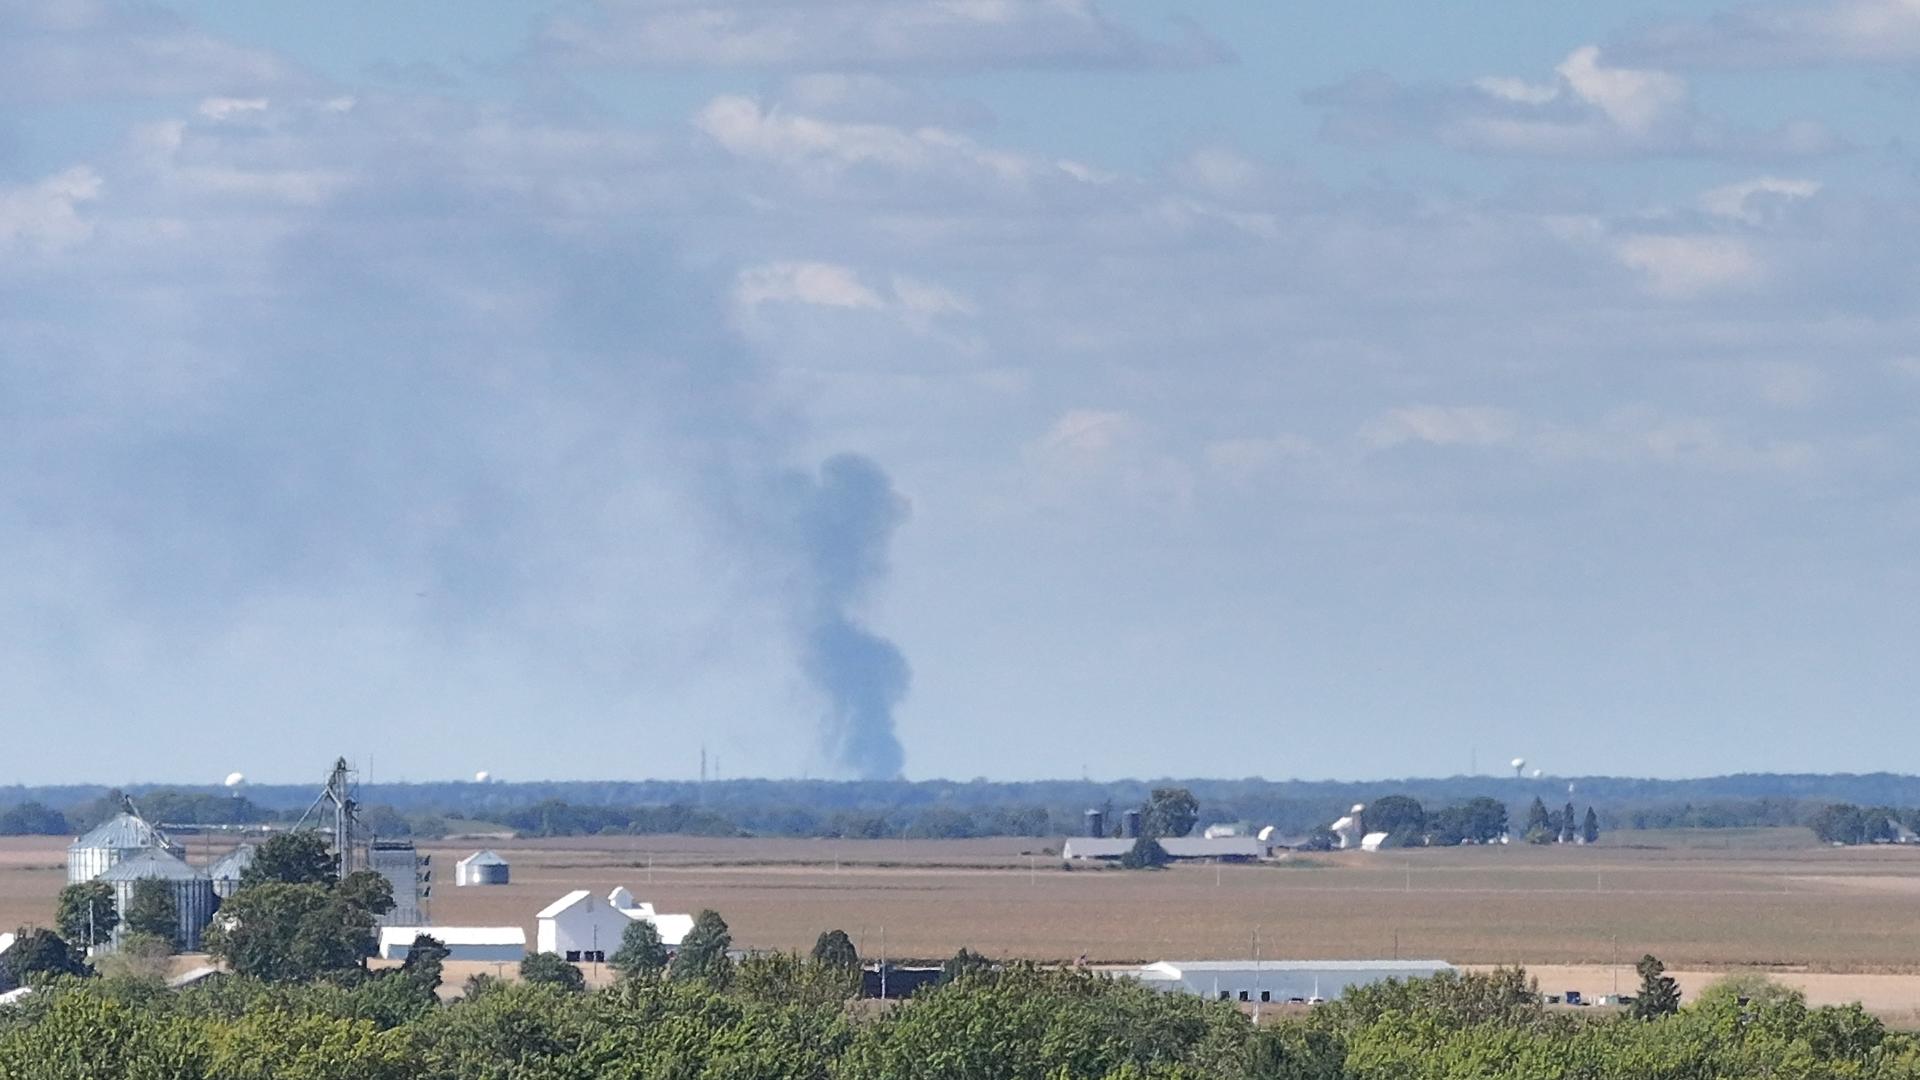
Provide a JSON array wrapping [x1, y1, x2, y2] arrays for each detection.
[[611, 919, 668, 981], [337, 869, 396, 919], [670, 909, 733, 985], [205, 881, 380, 982], [55, 881, 118, 950], [940, 947, 994, 984], [519, 951, 586, 991], [1631, 953, 1681, 1019], [242, 831, 337, 888], [124, 878, 181, 947], [2, 927, 88, 985], [0, 801, 70, 835], [1581, 807, 1600, 844], [1141, 788, 1199, 839], [1120, 835, 1170, 869], [1560, 801, 1577, 843], [811, 928, 859, 972], [1362, 796, 1427, 846], [1809, 803, 1868, 845], [1524, 797, 1554, 844], [400, 933, 451, 993]]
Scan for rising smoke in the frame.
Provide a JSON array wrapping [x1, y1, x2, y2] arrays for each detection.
[[0, 90, 920, 781], [787, 455, 911, 780]]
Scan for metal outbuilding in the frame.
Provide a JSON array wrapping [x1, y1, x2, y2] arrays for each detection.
[[1061, 836, 1268, 862], [96, 847, 217, 951], [1132, 959, 1455, 1003], [455, 849, 510, 886], [378, 925, 526, 963]]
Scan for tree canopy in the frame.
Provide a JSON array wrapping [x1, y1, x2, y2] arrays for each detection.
[[810, 929, 858, 972], [123, 879, 180, 949], [54, 882, 118, 950], [611, 920, 668, 982], [1140, 787, 1199, 839], [242, 831, 338, 888], [519, 952, 586, 991], [670, 910, 733, 986]]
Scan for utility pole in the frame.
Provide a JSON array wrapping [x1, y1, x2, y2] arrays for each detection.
[[879, 926, 887, 1002]]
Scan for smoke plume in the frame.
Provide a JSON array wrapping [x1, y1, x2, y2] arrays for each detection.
[[787, 455, 911, 779]]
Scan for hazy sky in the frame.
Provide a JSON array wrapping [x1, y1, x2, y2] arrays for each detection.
[[4, 0, 1919, 785]]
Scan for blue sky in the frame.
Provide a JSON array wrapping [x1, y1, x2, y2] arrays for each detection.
[[3, 0, 1919, 784]]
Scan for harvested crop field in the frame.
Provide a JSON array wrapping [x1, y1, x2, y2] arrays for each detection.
[[13, 830, 1920, 996]]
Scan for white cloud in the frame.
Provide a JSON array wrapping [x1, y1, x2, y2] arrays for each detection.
[[538, 0, 1228, 72], [736, 261, 886, 311], [197, 96, 270, 122], [0, 166, 103, 252], [1355, 404, 1818, 475], [1625, 0, 1920, 67], [1700, 176, 1822, 223], [1614, 234, 1764, 296], [1035, 408, 1139, 458], [1309, 46, 1843, 159]]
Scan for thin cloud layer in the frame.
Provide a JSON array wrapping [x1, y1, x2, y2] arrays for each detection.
[[1622, 0, 1920, 67], [0, 0, 300, 104], [537, 0, 1229, 72]]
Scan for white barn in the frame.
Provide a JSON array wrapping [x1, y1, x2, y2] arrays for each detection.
[[378, 926, 526, 963], [535, 887, 693, 963], [1132, 960, 1454, 1004]]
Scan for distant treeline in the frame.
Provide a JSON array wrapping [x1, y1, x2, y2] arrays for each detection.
[[13, 774, 1920, 840]]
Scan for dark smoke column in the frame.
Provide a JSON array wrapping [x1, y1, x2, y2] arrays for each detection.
[[790, 454, 911, 779]]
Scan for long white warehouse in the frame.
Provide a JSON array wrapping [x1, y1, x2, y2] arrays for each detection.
[[1132, 960, 1454, 1003], [377, 926, 526, 963]]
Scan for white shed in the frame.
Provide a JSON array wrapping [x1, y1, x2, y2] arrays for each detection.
[[378, 926, 526, 963], [535, 888, 693, 963]]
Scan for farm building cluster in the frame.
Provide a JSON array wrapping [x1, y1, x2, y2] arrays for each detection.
[[1059, 803, 1423, 863]]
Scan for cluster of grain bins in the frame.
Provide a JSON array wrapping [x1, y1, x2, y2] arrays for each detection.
[[66, 811, 218, 951]]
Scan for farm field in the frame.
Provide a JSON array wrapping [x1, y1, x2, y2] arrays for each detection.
[[11, 830, 1920, 1012]]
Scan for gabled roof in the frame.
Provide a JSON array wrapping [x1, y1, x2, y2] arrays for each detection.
[[536, 889, 591, 919], [97, 847, 206, 883], [70, 813, 169, 852], [457, 849, 508, 867], [644, 912, 694, 947]]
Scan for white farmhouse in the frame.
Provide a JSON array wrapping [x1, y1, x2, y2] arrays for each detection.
[[535, 887, 694, 963]]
